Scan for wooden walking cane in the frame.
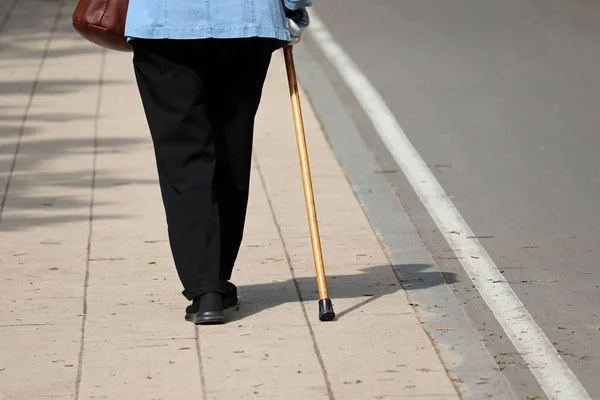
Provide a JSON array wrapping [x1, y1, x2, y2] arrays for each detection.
[[283, 46, 335, 321]]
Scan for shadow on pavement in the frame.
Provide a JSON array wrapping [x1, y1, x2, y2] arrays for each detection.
[[227, 264, 458, 322], [0, 79, 148, 232], [0, 0, 100, 60], [1, 0, 150, 233]]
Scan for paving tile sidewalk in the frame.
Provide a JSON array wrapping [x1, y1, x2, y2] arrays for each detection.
[[0, 1, 461, 399]]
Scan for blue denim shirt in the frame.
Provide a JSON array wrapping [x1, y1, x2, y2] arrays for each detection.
[[125, 0, 311, 41]]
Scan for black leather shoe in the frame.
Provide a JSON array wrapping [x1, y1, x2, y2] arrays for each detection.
[[185, 292, 224, 325]]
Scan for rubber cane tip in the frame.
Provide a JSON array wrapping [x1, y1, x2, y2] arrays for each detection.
[[318, 299, 335, 322]]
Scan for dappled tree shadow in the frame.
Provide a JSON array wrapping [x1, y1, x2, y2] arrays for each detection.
[[0, 0, 100, 60], [0, 0, 149, 232]]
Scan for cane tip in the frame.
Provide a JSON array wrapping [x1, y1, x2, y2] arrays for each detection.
[[318, 299, 335, 321]]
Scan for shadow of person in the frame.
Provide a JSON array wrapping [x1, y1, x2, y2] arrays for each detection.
[[225, 263, 458, 322]]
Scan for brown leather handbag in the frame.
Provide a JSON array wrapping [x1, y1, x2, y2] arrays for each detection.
[[72, 0, 131, 52]]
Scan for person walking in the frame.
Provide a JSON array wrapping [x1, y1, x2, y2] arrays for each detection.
[[124, 0, 311, 325]]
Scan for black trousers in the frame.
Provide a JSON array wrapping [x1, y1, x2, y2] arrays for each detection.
[[132, 38, 276, 300]]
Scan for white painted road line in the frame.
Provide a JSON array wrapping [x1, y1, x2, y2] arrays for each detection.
[[307, 12, 591, 400]]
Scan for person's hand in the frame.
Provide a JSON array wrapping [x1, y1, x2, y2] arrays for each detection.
[[286, 8, 309, 45]]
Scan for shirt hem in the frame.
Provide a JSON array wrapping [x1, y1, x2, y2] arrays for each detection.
[[124, 25, 292, 42]]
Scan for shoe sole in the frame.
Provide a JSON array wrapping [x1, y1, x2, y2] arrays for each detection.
[[186, 311, 225, 325], [184, 294, 239, 325]]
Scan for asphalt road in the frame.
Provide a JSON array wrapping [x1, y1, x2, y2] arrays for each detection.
[[307, 0, 600, 398]]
